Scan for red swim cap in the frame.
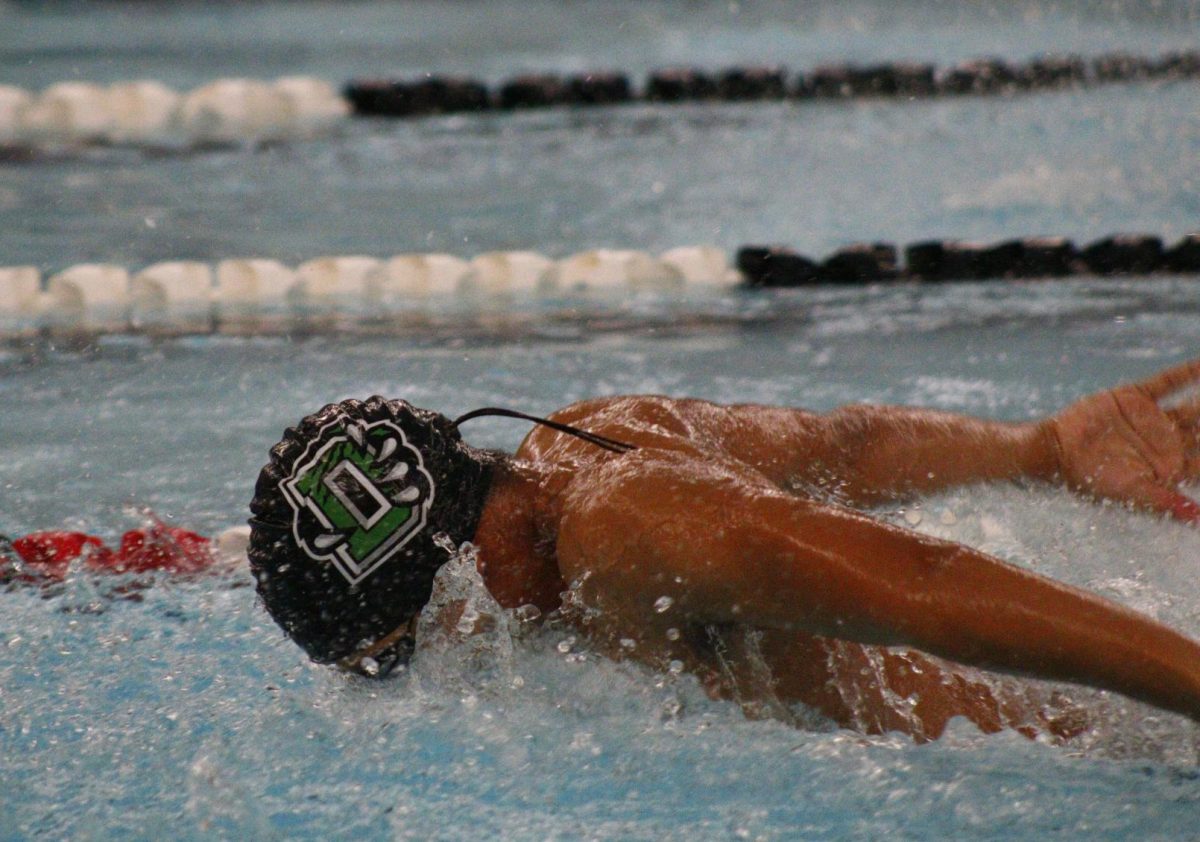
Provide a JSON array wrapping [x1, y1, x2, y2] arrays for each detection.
[[2, 526, 214, 583], [6, 531, 114, 581], [110, 526, 214, 574]]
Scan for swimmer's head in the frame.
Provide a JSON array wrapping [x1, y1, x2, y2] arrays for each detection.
[[248, 396, 499, 675]]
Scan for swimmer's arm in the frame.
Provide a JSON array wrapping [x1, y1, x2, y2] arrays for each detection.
[[718, 358, 1200, 519], [557, 453, 1200, 723], [714, 402, 1057, 506]]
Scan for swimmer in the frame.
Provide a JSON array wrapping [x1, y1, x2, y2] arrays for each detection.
[[249, 359, 1200, 740], [1, 525, 215, 583]]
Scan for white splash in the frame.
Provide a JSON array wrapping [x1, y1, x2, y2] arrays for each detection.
[[410, 540, 514, 696]]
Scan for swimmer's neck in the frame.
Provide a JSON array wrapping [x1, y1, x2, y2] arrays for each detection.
[[473, 458, 568, 613]]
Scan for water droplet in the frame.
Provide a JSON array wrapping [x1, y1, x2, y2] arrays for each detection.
[[456, 605, 480, 634], [511, 675, 525, 688], [359, 656, 380, 677], [556, 636, 576, 654], [668, 659, 684, 674], [620, 638, 637, 650], [904, 509, 923, 526], [653, 596, 674, 613], [939, 509, 957, 525], [665, 627, 681, 641], [513, 604, 542, 624]]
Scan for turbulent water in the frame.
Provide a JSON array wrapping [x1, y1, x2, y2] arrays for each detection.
[[5, 280, 1200, 839], [4, 1, 1200, 839]]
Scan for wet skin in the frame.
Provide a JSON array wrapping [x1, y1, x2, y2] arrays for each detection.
[[470, 360, 1200, 740]]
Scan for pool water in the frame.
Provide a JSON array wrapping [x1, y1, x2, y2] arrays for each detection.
[[5, 282, 1200, 839], [3, 2, 1200, 271], [4, 1, 1200, 839]]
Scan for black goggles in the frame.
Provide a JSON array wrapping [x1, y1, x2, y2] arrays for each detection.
[[338, 614, 419, 678]]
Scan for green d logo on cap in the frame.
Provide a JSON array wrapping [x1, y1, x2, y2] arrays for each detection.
[[280, 419, 436, 586]]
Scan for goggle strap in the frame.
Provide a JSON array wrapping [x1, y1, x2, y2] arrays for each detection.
[[451, 406, 637, 454]]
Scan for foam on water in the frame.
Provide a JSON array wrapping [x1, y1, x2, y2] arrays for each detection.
[[4, 498, 1200, 839]]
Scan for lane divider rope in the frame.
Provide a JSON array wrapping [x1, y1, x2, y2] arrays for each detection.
[[2, 234, 1197, 339], [0, 247, 734, 338], [1, 49, 1196, 149], [738, 233, 1200, 286], [0, 77, 348, 148], [344, 48, 1200, 115]]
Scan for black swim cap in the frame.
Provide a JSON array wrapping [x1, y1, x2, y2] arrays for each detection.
[[248, 396, 498, 667]]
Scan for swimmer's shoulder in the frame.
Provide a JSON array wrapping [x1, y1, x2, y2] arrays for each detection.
[[548, 395, 724, 426], [547, 396, 826, 482]]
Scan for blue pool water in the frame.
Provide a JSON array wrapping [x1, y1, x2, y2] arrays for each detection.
[[2, 2, 1200, 271], [5, 284, 1200, 840], [4, 2, 1200, 839]]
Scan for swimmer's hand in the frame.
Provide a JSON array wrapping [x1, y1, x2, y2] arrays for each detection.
[[1044, 359, 1200, 523]]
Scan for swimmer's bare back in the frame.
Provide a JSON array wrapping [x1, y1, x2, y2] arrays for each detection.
[[472, 359, 1200, 739]]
